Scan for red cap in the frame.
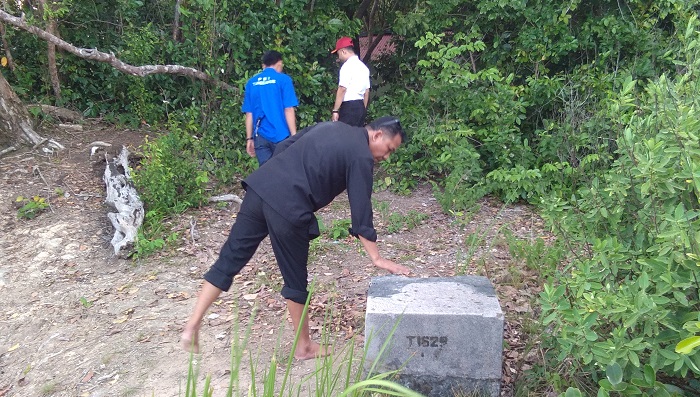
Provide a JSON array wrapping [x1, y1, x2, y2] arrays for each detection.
[[331, 36, 353, 53]]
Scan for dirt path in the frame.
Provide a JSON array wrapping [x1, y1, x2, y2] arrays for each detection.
[[0, 124, 546, 396]]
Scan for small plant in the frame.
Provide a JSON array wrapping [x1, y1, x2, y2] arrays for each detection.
[[504, 230, 565, 280], [40, 381, 57, 395], [15, 195, 49, 219], [385, 210, 428, 234], [373, 199, 391, 218], [327, 219, 352, 240], [133, 229, 179, 259], [79, 297, 93, 308]]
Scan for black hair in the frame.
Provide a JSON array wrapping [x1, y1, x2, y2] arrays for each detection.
[[262, 50, 283, 67], [368, 116, 407, 143], [342, 45, 355, 54]]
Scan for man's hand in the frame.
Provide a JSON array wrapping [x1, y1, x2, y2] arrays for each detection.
[[331, 112, 340, 122], [246, 139, 256, 157], [373, 257, 410, 275]]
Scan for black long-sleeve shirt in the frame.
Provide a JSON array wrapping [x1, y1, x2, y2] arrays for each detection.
[[243, 121, 377, 241]]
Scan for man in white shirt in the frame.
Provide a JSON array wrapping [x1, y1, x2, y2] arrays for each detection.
[[331, 36, 370, 127]]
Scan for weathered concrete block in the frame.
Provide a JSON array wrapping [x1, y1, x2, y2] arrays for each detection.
[[364, 276, 503, 397]]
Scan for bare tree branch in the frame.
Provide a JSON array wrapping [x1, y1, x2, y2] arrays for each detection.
[[354, 0, 373, 19], [0, 10, 236, 92]]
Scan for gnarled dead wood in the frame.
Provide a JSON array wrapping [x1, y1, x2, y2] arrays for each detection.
[[103, 146, 143, 257]]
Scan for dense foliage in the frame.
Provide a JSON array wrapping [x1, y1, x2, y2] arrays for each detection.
[[3, 0, 700, 394]]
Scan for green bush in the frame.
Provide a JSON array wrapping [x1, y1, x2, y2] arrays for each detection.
[[133, 118, 209, 257], [134, 130, 208, 217], [538, 16, 700, 392]]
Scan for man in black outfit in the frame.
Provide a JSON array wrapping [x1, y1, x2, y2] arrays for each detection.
[[181, 116, 410, 360]]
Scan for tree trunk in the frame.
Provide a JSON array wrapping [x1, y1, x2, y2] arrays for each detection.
[[37, 0, 61, 100], [0, 71, 63, 154], [0, 71, 41, 149], [172, 0, 182, 42]]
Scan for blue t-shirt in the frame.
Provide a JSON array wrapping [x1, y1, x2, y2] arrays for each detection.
[[241, 67, 299, 143]]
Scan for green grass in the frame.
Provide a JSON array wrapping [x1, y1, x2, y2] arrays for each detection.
[[181, 283, 426, 397]]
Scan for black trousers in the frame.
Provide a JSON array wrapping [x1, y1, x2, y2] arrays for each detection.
[[339, 99, 366, 127], [204, 189, 315, 304]]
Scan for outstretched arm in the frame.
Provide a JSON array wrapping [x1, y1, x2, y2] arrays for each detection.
[[358, 235, 410, 275], [181, 281, 223, 353]]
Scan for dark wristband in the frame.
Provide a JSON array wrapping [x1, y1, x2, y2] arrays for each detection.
[[247, 137, 254, 141], [331, 110, 339, 114]]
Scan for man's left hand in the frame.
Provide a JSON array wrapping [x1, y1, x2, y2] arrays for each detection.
[[373, 257, 410, 275]]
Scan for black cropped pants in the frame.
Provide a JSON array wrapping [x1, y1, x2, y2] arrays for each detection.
[[204, 189, 315, 304]]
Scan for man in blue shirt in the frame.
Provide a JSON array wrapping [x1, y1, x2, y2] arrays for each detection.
[[242, 50, 299, 166]]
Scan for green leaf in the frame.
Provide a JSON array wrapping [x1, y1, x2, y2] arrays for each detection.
[[565, 387, 583, 397], [606, 362, 623, 385], [673, 291, 689, 306], [599, 379, 613, 390], [628, 350, 640, 367], [643, 364, 656, 384], [611, 381, 628, 392], [637, 271, 650, 290], [675, 336, 700, 354]]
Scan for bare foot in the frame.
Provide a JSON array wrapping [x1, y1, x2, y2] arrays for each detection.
[[181, 326, 200, 353], [294, 341, 332, 360]]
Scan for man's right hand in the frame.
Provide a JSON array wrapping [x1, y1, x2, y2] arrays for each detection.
[[246, 140, 256, 157]]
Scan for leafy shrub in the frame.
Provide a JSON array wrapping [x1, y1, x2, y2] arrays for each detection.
[[134, 130, 208, 216], [133, 117, 209, 257], [539, 16, 700, 392]]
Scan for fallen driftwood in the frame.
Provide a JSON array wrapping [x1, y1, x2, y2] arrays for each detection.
[[208, 194, 242, 204], [103, 146, 143, 257], [0, 145, 16, 156], [27, 104, 83, 122], [58, 123, 83, 132]]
